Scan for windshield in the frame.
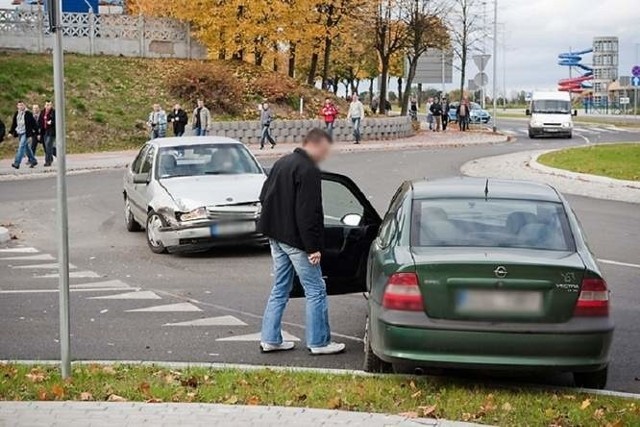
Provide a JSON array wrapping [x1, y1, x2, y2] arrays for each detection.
[[411, 198, 574, 251], [155, 143, 262, 179], [531, 100, 571, 114]]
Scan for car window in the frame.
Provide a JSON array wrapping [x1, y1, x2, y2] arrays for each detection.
[[131, 146, 148, 173], [156, 144, 262, 179], [140, 146, 155, 174], [322, 179, 365, 226], [411, 198, 574, 251]]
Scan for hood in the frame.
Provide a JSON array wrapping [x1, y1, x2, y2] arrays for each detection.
[[531, 113, 571, 123], [160, 174, 266, 211]]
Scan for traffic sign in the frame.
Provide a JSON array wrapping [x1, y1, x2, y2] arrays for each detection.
[[473, 72, 489, 87], [473, 54, 491, 72], [632, 65, 640, 78], [620, 97, 630, 105], [632, 76, 640, 87]]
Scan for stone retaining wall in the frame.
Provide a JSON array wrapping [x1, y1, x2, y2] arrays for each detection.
[[209, 116, 413, 144]]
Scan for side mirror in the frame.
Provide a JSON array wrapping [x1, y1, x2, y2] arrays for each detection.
[[572, 110, 578, 117], [341, 213, 362, 226], [133, 173, 150, 184], [525, 109, 531, 116]]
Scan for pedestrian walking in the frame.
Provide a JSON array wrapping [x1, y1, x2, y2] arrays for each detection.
[[30, 104, 42, 159], [40, 101, 56, 167], [409, 97, 418, 122], [320, 98, 338, 137], [167, 103, 188, 137], [457, 98, 470, 131], [441, 98, 450, 131], [430, 97, 443, 132], [425, 98, 434, 130], [147, 104, 167, 139], [192, 100, 211, 136], [258, 128, 345, 356], [9, 101, 38, 169], [346, 94, 365, 144], [259, 101, 276, 149], [0, 117, 5, 143]]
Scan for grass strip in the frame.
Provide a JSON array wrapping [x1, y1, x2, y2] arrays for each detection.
[[1, 363, 638, 426], [537, 143, 640, 181]]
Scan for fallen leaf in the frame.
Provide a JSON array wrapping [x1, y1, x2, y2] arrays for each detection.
[[501, 402, 512, 411], [284, 400, 293, 406], [606, 421, 624, 427], [107, 394, 127, 402], [145, 398, 163, 403], [37, 388, 49, 400], [327, 396, 342, 409], [296, 393, 307, 402], [163, 374, 176, 384], [594, 408, 605, 419], [224, 395, 238, 404], [102, 366, 116, 375], [26, 369, 46, 383], [181, 376, 199, 388], [79, 392, 94, 401], [419, 404, 437, 417], [411, 390, 422, 398], [51, 384, 65, 399], [581, 399, 591, 410], [399, 411, 419, 419], [246, 395, 260, 406], [138, 382, 151, 396], [408, 380, 417, 390]]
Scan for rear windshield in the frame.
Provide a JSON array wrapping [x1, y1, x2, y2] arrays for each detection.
[[411, 198, 574, 251]]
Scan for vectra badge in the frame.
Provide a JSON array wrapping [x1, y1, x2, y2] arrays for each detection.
[[494, 266, 508, 278]]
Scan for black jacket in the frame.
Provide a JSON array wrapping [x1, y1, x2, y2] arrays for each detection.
[[39, 108, 56, 137], [167, 109, 188, 134], [258, 148, 324, 253], [9, 110, 38, 137], [429, 102, 443, 116]]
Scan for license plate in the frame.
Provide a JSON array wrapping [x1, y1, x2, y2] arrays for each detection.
[[210, 221, 256, 236], [456, 290, 543, 315]]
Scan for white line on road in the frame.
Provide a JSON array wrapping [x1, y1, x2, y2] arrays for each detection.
[[71, 280, 133, 289], [0, 287, 138, 294], [89, 290, 161, 300], [164, 315, 248, 327], [34, 270, 101, 279], [598, 259, 640, 269], [216, 331, 300, 342], [0, 247, 39, 253], [0, 254, 55, 261], [126, 302, 202, 313], [11, 263, 77, 269]]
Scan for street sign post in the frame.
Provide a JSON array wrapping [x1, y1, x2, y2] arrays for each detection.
[[47, 0, 71, 379], [632, 74, 640, 118]]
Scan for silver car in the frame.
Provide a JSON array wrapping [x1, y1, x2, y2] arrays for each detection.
[[123, 137, 267, 254]]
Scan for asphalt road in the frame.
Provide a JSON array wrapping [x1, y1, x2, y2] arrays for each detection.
[[1, 125, 639, 392]]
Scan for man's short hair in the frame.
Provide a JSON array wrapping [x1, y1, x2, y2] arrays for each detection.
[[303, 128, 333, 145]]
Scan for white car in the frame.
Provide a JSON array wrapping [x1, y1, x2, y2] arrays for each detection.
[[122, 136, 267, 254]]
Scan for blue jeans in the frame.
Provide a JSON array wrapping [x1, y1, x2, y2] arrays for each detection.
[[194, 127, 207, 136], [351, 117, 361, 142], [324, 121, 334, 138], [14, 133, 37, 166], [44, 134, 55, 165], [260, 125, 275, 148], [261, 239, 331, 348]]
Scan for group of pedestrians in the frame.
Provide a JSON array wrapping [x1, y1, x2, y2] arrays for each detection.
[[6, 100, 56, 169], [320, 95, 365, 144], [146, 100, 211, 139], [425, 97, 450, 132]]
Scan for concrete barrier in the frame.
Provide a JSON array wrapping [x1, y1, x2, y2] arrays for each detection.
[[208, 116, 414, 145]]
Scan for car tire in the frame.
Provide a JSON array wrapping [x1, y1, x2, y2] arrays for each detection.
[[124, 195, 142, 232], [363, 316, 391, 373], [567, 132, 573, 139], [528, 130, 536, 139], [573, 367, 608, 389], [146, 210, 168, 254]]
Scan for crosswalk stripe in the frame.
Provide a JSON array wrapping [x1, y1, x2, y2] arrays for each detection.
[[11, 263, 77, 269], [0, 247, 39, 254], [164, 315, 248, 327], [0, 287, 137, 294], [0, 254, 55, 261], [35, 271, 101, 279], [89, 291, 161, 300], [574, 127, 598, 134], [71, 280, 133, 289], [126, 302, 202, 313], [216, 330, 300, 342]]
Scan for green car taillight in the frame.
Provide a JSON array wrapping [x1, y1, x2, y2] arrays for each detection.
[[382, 273, 423, 311], [574, 278, 610, 317]]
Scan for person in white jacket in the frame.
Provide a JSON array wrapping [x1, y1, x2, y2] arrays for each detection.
[[346, 94, 365, 144]]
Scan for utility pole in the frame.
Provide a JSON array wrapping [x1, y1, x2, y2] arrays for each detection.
[[491, 0, 498, 132], [47, 0, 71, 379]]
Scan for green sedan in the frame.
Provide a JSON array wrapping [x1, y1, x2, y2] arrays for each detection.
[[313, 174, 613, 389]]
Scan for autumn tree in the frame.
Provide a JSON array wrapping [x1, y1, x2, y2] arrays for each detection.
[[449, 0, 483, 96]]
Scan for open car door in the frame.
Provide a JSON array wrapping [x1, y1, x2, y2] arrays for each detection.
[[290, 172, 381, 297]]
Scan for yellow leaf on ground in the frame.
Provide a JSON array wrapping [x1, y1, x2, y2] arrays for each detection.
[[419, 404, 437, 417], [37, 388, 49, 401], [224, 395, 238, 405], [411, 390, 422, 398], [594, 408, 605, 419], [79, 392, 94, 401], [26, 370, 46, 383], [399, 411, 419, 419], [107, 394, 127, 402], [408, 381, 417, 390], [102, 366, 116, 375], [51, 384, 65, 399], [327, 396, 342, 409], [145, 398, 163, 403], [581, 399, 591, 410], [138, 382, 151, 396], [246, 395, 260, 406], [501, 402, 512, 411]]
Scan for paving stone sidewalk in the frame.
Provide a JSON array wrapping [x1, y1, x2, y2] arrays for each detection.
[[0, 130, 507, 181], [0, 402, 485, 427]]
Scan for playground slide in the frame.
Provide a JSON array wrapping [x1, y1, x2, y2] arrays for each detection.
[[557, 49, 593, 92]]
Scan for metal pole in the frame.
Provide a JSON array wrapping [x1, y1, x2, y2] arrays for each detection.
[[51, 0, 71, 379], [441, 50, 446, 95], [491, 0, 498, 132]]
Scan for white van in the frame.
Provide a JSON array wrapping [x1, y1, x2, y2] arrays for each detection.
[[526, 91, 577, 139]]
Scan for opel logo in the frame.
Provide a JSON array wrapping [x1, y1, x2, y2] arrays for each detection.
[[494, 266, 508, 278]]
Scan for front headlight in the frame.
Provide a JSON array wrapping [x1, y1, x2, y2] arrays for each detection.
[[562, 122, 572, 128], [178, 207, 208, 222], [531, 121, 543, 127]]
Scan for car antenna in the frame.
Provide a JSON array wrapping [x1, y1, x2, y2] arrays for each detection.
[[484, 179, 489, 201]]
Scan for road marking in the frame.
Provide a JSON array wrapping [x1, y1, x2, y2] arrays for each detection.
[[164, 315, 248, 327], [35, 271, 101, 279], [0, 287, 138, 294], [126, 302, 202, 313], [71, 280, 133, 289], [0, 254, 55, 261], [0, 247, 39, 254], [11, 263, 77, 269], [598, 259, 640, 269], [89, 290, 161, 300], [216, 331, 300, 342], [573, 127, 598, 135]]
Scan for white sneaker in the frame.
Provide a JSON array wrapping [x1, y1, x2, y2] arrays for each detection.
[[260, 341, 295, 353], [309, 342, 346, 355]]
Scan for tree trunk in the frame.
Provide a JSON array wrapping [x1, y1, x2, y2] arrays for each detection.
[[288, 43, 296, 78], [401, 58, 418, 115], [321, 35, 333, 88], [397, 76, 403, 109], [368, 78, 374, 98], [379, 59, 390, 114], [355, 79, 360, 94], [307, 52, 319, 86], [459, 40, 467, 100]]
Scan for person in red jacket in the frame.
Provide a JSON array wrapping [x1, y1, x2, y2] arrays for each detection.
[[320, 98, 338, 137]]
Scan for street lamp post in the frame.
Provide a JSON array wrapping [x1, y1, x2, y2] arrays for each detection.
[[491, 0, 498, 133]]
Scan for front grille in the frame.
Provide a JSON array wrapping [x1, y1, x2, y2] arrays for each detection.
[[543, 123, 562, 126], [206, 205, 259, 220]]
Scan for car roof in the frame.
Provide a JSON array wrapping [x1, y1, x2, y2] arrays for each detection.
[[148, 136, 243, 148], [411, 177, 562, 202]]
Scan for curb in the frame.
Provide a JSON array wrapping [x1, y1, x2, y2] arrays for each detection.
[[530, 147, 640, 190], [0, 227, 10, 244], [4, 359, 640, 400]]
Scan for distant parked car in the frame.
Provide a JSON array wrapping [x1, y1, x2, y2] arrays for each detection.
[[122, 137, 267, 254], [448, 102, 492, 124]]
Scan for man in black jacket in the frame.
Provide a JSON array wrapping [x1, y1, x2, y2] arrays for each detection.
[[258, 128, 345, 355], [167, 103, 188, 137], [9, 101, 38, 169], [40, 101, 56, 167]]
